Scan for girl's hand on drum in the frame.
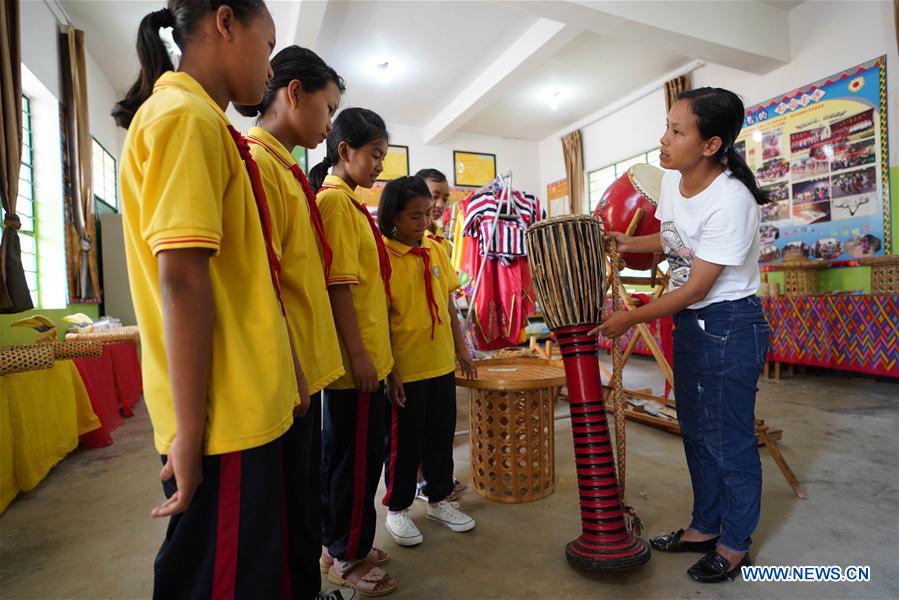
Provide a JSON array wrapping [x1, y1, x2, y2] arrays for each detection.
[[589, 310, 635, 339], [457, 352, 478, 379], [606, 231, 633, 253]]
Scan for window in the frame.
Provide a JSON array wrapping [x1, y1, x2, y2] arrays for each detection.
[[587, 147, 661, 213], [92, 138, 117, 210], [18, 95, 38, 306]]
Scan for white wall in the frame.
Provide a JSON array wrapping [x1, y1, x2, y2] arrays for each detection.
[[20, 0, 124, 157], [538, 0, 899, 200], [20, 0, 62, 100], [228, 111, 543, 195], [85, 53, 125, 157]]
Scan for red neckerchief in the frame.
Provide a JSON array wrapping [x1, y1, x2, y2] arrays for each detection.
[[408, 245, 443, 339], [245, 135, 334, 280], [319, 184, 392, 304], [226, 125, 285, 315]]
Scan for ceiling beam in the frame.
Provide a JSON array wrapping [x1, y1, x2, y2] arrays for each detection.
[[507, 1, 790, 74], [422, 18, 580, 145]]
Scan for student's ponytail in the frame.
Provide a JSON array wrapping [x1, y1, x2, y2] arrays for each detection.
[[112, 0, 267, 129], [112, 8, 175, 129], [678, 87, 770, 205], [307, 155, 333, 192], [308, 107, 389, 191]]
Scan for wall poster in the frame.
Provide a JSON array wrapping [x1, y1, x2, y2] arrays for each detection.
[[737, 56, 891, 263]]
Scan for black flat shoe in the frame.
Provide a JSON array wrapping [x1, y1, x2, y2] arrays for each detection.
[[649, 529, 719, 553], [687, 551, 751, 583]]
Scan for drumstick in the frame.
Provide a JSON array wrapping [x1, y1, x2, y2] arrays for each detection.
[[624, 208, 645, 237]]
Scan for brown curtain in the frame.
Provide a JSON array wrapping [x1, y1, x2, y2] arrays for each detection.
[[664, 74, 691, 112], [60, 25, 99, 302], [0, 0, 33, 313], [561, 130, 585, 214]]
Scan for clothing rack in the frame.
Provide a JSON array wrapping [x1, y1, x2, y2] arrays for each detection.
[[461, 171, 526, 340]]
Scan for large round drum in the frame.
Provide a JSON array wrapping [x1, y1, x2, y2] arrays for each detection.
[[456, 357, 567, 504], [593, 163, 664, 271]]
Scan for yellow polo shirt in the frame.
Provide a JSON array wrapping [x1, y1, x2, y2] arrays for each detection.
[[120, 71, 298, 455], [425, 225, 452, 257], [385, 236, 461, 383], [317, 175, 394, 389], [247, 127, 344, 394]]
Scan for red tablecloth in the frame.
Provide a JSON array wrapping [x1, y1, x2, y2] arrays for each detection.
[[73, 342, 143, 447]]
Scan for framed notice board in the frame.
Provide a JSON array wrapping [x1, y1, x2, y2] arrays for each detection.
[[378, 144, 410, 181], [453, 150, 497, 187]]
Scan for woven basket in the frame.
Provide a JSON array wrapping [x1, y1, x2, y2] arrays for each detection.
[[0, 345, 55, 375], [859, 255, 899, 294], [65, 326, 140, 344], [45, 340, 105, 360]]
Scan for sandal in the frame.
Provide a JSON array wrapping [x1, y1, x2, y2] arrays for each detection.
[[320, 547, 390, 574], [328, 559, 397, 597]]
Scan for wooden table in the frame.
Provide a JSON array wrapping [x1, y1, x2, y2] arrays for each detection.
[[456, 357, 566, 503]]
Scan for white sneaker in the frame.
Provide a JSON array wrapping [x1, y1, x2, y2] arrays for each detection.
[[426, 500, 475, 532], [385, 510, 423, 546]]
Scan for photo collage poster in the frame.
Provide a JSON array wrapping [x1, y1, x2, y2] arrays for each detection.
[[735, 56, 891, 263]]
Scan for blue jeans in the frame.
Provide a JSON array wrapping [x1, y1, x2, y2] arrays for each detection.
[[673, 295, 770, 553]]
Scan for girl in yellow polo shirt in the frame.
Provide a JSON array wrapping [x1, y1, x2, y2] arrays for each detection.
[[113, 1, 310, 597], [376, 176, 478, 548], [416, 168, 453, 257], [308, 108, 397, 596], [233, 46, 354, 599]]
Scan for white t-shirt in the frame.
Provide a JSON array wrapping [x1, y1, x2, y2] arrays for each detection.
[[656, 169, 760, 309]]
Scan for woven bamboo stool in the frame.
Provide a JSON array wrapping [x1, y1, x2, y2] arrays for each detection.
[[456, 357, 566, 503], [773, 258, 829, 296], [859, 255, 899, 294]]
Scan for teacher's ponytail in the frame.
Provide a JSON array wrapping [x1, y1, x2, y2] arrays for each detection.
[[679, 87, 770, 205]]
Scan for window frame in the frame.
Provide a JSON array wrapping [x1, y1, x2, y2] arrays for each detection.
[[18, 94, 39, 306], [92, 137, 118, 212]]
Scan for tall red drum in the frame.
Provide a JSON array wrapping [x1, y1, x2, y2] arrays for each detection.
[[593, 164, 664, 271], [526, 215, 651, 573]]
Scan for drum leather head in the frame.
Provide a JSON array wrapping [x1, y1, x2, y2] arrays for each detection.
[[627, 164, 663, 205]]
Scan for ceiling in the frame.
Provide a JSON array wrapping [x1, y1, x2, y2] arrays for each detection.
[[314, 1, 536, 128], [461, 31, 689, 140], [60, 0, 800, 142]]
